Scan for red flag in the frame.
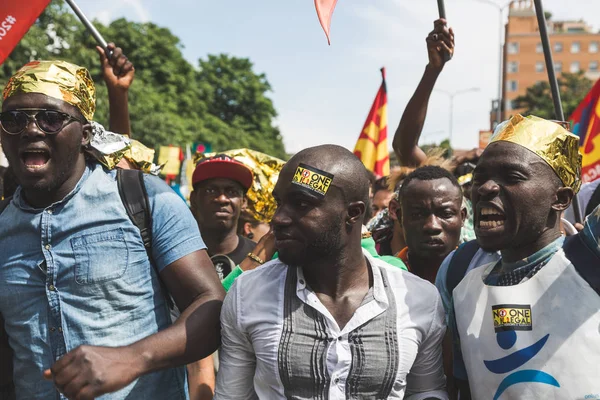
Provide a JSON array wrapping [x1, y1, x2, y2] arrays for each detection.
[[569, 78, 600, 183], [314, 0, 338, 45], [354, 68, 390, 178], [0, 0, 50, 65]]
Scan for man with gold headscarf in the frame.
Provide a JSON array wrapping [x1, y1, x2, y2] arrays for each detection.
[[445, 115, 600, 399], [0, 60, 224, 400]]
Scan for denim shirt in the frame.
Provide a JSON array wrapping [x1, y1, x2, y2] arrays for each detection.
[[0, 163, 204, 399]]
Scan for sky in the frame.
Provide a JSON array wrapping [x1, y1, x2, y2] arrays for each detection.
[[72, 0, 600, 154]]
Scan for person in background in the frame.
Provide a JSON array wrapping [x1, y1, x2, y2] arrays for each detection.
[[396, 166, 466, 283], [237, 209, 270, 243], [190, 154, 257, 280], [371, 176, 393, 216], [215, 144, 448, 399]]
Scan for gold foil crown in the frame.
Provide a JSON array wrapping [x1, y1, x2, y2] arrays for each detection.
[[490, 114, 582, 193], [3, 60, 96, 121]]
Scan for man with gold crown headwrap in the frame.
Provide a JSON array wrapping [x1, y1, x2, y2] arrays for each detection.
[[0, 60, 225, 400], [440, 114, 600, 399]]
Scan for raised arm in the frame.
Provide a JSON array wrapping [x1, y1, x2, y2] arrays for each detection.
[[392, 19, 454, 167], [96, 43, 135, 136]]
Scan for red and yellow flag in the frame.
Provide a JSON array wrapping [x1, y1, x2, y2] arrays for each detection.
[[354, 68, 390, 178], [0, 0, 50, 65], [569, 78, 600, 183]]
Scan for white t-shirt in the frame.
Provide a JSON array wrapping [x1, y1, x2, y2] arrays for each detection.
[[215, 249, 448, 400]]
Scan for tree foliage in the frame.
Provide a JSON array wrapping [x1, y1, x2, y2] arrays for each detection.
[[0, 1, 286, 158], [512, 72, 593, 120]]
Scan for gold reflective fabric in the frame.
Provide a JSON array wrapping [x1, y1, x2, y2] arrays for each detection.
[[3, 60, 96, 121], [490, 114, 582, 193]]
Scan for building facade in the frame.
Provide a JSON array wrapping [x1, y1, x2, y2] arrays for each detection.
[[498, 0, 600, 123]]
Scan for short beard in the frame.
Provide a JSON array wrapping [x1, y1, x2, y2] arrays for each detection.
[[281, 214, 343, 267]]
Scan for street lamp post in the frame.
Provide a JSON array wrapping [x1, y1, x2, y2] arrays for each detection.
[[475, 0, 512, 126], [434, 87, 480, 145]]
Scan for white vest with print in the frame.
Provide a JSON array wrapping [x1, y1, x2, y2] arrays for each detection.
[[453, 249, 600, 400]]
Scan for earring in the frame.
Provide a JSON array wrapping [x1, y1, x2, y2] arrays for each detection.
[[248, 232, 254, 239]]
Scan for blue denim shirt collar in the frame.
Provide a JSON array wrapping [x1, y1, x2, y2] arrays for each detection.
[[13, 162, 94, 212]]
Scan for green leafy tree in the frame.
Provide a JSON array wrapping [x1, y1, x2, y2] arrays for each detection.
[[512, 72, 593, 120], [197, 54, 285, 158], [0, 0, 286, 158]]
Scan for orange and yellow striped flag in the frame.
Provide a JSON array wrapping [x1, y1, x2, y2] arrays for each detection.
[[354, 68, 390, 178]]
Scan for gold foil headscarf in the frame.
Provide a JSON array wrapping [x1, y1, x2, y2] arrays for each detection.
[[194, 148, 284, 222], [3, 60, 96, 121], [489, 114, 582, 193]]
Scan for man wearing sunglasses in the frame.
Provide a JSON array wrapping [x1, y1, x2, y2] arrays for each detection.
[[0, 60, 225, 400]]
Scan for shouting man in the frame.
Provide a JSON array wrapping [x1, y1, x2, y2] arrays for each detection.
[[215, 145, 448, 399], [452, 115, 600, 399], [0, 60, 224, 399]]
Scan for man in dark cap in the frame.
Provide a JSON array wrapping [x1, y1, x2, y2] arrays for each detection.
[[190, 154, 258, 279]]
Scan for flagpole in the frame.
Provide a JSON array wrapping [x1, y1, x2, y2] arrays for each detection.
[[436, 0, 451, 62], [64, 0, 109, 51], [437, 0, 446, 19], [533, 0, 582, 223]]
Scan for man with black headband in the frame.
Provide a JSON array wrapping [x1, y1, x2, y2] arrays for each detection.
[[0, 60, 224, 399], [215, 144, 448, 399]]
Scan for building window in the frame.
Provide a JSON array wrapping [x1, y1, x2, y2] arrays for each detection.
[[507, 80, 518, 92], [507, 42, 519, 54], [554, 42, 563, 52], [535, 62, 544, 73], [536, 42, 543, 53], [571, 42, 581, 54], [507, 61, 519, 73], [554, 62, 563, 73], [505, 100, 514, 111], [590, 61, 599, 72], [590, 42, 599, 54], [570, 62, 580, 73]]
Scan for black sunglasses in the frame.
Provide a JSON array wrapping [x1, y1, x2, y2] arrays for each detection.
[[0, 108, 84, 135]]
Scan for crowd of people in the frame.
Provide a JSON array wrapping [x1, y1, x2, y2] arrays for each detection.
[[0, 18, 599, 400]]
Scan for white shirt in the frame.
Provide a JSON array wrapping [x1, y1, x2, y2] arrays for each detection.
[[214, 249, 448, 400]]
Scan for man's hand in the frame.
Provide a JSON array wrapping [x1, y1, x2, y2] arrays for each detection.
[[240, 230, 276, 272], [43, 345, 143, 400], [426, 19, 455, 72], [96, 43, 135, 93]]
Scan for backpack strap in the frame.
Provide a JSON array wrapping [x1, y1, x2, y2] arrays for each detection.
[[563, 233, 600, 296], [0, 197, 11, 216], [446, 239, 480, 295], [116, 169, 174, 309]]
